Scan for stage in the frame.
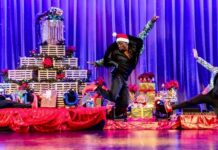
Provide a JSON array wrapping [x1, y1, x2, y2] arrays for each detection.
[[0, 107, 217, 133]]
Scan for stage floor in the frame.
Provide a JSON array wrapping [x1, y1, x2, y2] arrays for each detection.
[[0, 130, 217, 149]]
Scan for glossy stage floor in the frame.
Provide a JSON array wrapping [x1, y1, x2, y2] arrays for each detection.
[[0, 130, 217, 149]]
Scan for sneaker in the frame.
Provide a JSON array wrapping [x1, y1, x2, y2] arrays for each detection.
[[164, 100, 173, 113], [106, 109, 114, 120], [106, 107, 128, 121]]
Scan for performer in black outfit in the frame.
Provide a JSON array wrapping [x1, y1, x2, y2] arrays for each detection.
[[90, 16, 159, 117], [165, 49, 218, 115]]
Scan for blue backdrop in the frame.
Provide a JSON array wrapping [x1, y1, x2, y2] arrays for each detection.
[[0, 0, 218, 102]]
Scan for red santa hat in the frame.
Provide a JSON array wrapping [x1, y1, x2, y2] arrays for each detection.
[[112, 32, 129, 43]]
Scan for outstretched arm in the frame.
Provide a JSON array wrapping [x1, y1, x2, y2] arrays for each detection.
[[193, 49, 215, 72], [87, 58, 104, 67], [90, 43, 118, 68], [137, 16, 159, 40], [137, 16, 159, 54]]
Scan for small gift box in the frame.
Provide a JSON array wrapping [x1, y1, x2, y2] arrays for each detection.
[[131, 107, 153, 118], [167, 88, 177, 98], [139, 83, 155, 91], [41, 90, 57, 107], [95, 98, 102, 107]]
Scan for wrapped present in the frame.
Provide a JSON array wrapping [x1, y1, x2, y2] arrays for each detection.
[[14, 90, 26, 103], [136, 93, 147, 104], [146, 91, 155, 104], [159, 88, 178, 103], [138, 83, 155, 92], [86, 98, 94, 108], [128, 84, 138, 102], [129, 92, 135, 102], [131, 107, 153, 118], [167, 88, 177, 98], [81, 92, 102, 107], [135, 91, 155, 106], [63, 89, 79, 106], [161, 80, 179, 102], [95, 98, 102, 107], [41, 90, 57, 107]]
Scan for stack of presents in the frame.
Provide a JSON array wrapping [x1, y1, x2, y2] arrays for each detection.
[[128, 72, 179, 119], [0, 7, 90, 108]]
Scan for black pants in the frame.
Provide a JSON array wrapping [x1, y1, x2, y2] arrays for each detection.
[[172, 91, 218, 115], [96, 75, 129, 113]]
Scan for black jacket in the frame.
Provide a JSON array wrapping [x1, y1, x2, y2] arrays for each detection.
[[103, 35, 143, 80]]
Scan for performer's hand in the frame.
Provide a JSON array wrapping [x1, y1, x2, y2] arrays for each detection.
[[202, 85, 209, 95], [193, 49, 198, 58], [151, 16, 159, 23], [87, 61, 98, 67]]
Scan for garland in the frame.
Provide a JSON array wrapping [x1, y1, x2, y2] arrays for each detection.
[[7, 79, 37, 85], [6, 78, 89, 84], [29, 52, 73, 60], [29, 45, 76, 59], [18, 66, 78, 71]]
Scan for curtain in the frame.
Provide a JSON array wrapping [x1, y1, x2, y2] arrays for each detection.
[[0, 0, 218, 101]]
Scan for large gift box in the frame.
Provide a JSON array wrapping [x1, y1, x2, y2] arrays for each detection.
[[41, 90, 57, 107], [131, 107, 153, 118], [136, 91, 155, 105], [138, 82, 155, 104]]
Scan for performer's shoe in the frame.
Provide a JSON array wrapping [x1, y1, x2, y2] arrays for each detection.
[[106, 107, 127, 121], [164, 100, 173, 113], [106, 110, 114, 119]]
